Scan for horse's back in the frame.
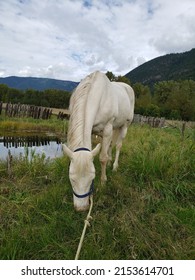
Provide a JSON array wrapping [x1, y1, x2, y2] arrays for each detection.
[[110, 81, 135, 127], [113, 81, 135, 107], [92, 77, 135, 132], [111, 81, 134, 113]]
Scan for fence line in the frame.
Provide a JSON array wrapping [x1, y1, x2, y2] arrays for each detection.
[[2, 102, 193, 129], [133, 114, 165, 128], [0, 102, 52, 119], [57, 111, 69, 120]]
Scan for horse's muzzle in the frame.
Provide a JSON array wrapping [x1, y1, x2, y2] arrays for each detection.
[[73, 193, 90, 212], [74, 204, 90, 212]]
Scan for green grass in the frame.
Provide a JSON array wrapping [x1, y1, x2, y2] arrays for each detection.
[[0, 115, 67, 135], [0, 124, 194, 260]]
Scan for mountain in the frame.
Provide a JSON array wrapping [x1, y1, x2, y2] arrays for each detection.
[[0, 76, 78, 91], [125, 48, 195, 86], [2, 49, 195, 91]]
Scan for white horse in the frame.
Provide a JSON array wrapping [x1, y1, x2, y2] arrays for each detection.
[[63, 71, 135, 211]]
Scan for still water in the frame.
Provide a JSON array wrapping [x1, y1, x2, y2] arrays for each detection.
[[0, 133, 64, 161]]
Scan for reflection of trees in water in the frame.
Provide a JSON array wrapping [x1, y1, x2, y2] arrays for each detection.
[[0, 136, 61, 149]]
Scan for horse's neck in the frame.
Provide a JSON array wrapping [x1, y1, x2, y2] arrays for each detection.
[[68, 107, 93, 151], [68, 71, 107, 151], [67, 85, 93, 151]]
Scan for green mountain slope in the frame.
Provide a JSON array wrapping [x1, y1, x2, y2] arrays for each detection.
[[125, 48, 195, 86]]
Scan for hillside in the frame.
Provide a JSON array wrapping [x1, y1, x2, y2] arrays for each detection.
[[0, 76, 78, 92], [125, 48, 195, 86]]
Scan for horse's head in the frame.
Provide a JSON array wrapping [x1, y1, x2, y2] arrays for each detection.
[[62, 144, 101, 211]]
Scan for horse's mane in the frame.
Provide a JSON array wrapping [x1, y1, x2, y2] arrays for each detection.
[[67, 72, 97, 150]]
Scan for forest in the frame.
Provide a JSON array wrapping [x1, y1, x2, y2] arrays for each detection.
[[133, 79, 195, 121], [0, 72, 195, 121], [107, 72, 195, 121], [0, 85, 71, 109]]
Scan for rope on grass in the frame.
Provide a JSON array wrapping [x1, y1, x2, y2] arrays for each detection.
[[75, 195, 93, 260]]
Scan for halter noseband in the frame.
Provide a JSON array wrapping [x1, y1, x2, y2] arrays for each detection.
[[72, 147, 94, 199]]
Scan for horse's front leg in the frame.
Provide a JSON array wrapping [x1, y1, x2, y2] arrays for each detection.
[[99, 120, 114, 185], [107, 145, 112, 166]]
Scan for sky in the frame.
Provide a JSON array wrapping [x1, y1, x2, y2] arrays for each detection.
[[0, 0, 195, 82]]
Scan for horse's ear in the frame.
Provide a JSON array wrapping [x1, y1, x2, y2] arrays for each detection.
[[62, 144, 73, 159], [91, 143, 101, 157]]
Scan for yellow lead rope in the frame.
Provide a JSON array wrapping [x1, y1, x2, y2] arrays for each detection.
[[75, 195, 93, 260]]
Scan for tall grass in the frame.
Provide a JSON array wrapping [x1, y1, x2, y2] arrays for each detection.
[[0, 124, 194, 259]]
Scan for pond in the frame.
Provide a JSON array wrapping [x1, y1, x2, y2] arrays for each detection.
[[0, 132, 64, 161]]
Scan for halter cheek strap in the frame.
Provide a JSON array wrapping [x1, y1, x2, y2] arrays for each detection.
[[72, 147, 94, 199]]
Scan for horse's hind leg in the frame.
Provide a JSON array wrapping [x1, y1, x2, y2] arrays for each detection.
[[113, 125, 127, 171], [99, 119, 114, 184]]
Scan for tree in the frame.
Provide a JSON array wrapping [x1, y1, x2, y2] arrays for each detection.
[[146, 104, 160, 117], [0, 84, 10, 101], [153, 80, 195, 120], [132, 83, 152, 115], [115, 75, 131, 85], [106, 71, 116, 81], [106, 71, 131, 85]]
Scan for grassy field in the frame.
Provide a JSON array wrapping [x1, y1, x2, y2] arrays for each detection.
[[0, 121, 194, 260], [0, 114, 67, 136]]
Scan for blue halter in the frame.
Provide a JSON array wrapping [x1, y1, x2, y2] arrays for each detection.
[[72, 147, 94, 199], [74, 147, 91, 152]]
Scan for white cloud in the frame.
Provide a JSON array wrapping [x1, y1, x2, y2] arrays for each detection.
[[0, 0, 195, 81]]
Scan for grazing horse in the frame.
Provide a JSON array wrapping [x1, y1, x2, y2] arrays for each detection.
[[63, 71, 135, 211]]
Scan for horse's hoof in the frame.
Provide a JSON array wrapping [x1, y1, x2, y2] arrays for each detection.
[[112, 163, 118, 171], [101, 177, 107, 186]]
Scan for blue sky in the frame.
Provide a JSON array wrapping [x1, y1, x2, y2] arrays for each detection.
[[0, 0, 195, 81]]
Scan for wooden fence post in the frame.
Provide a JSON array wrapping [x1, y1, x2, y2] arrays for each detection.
[[181, 122, 186, 140], [0, 101, 2, 115], [7, 150, 12, 177]]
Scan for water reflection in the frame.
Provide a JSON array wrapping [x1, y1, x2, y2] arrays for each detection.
[[0, 134, 64, 160]]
